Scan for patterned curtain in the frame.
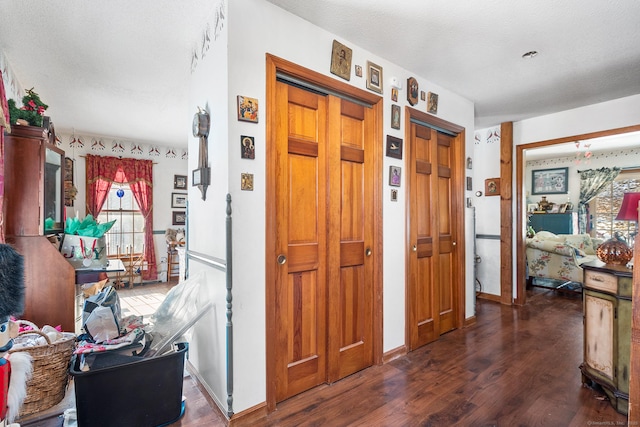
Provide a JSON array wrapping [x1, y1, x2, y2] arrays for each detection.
[[578, 167, 621, 233], [85, 154, 157, 280], [0, 70, 9, 243]]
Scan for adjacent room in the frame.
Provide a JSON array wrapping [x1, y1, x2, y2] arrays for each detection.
[[0, 1, 639, 426]]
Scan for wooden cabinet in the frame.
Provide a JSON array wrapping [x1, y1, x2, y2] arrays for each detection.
[[4, 125, 75, 332], [529, 212, 576, 234], [581, 262, 632, 415]]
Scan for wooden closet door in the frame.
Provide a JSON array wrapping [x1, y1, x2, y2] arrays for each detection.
[[407, 123, 458, 350], [272, 84, 377, 401], [273, 81, 328, 401]]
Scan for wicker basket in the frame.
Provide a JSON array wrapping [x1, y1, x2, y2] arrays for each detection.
[[8, 321, 76, 418]]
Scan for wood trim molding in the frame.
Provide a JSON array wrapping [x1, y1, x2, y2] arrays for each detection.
[[477, 292, 502, 303], [382, 345, 407, 363], [500, 122, 513, 305], [463, 315, 477, 327]]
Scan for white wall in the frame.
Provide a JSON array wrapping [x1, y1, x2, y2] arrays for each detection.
[[190, 0, 476, 414], [183, 0, 230, 415], [472, 126, 502, 296]]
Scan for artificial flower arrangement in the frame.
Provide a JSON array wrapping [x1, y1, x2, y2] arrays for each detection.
[[7, 87, 48, 127]]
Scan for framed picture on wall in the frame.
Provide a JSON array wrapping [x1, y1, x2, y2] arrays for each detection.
[[172, 211, 186, 226], [389, 166, 401, 187], [365, 61, 383, 94], [386, 135, 403, 159], [532, 167, 568, 195], [171, 193, 187, 209], [174, 175, 187, 190]]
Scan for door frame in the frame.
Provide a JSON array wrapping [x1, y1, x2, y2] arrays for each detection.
[[404, 106, 466, 348], [265, 54, 383, 412], [514, 124, 640, 305]]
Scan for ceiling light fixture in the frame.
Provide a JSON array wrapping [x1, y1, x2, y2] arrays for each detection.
[[522, 51, 538, 59]]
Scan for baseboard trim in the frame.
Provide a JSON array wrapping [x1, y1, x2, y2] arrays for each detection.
[[476, 292, 502, 303], [463, 315, 477, 327], [229, 402, 268, 426], [382, 345, 407, 363]]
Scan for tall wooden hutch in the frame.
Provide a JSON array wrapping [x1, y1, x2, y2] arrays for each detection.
[[4, 125, 75, 332]]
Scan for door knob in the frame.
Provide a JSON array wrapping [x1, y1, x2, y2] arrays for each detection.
[[365, 248, 372, 257], [412, 245, 417, 252], [452, 241, 457, 246], [277, 254, 287, 265]]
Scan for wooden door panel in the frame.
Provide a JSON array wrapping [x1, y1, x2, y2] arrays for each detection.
[[436, 133, 456, 334], [409, 122, 459, 350], [328, 97, 374, 382], [409, 124, 438, 349], [275, 82, 327, 401]]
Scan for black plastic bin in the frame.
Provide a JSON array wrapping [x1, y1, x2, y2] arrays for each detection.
[[70, 342, 188, 427]]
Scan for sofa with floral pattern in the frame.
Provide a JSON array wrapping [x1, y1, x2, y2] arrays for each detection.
[[526, 231, 602, 284]]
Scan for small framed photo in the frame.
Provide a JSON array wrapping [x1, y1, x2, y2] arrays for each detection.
[[485, 178, 500, 196], [427, 92, 439, 114], [390, 189, 398, 202], [389, 166, 402, 187], [355, 65, 362, 77], [391, 88, 398, 102], [241, 135, 255, 159], [466, 177, 473, 191], [420, 91, 426, 101], [532, 167, 568, 195], [172, 211, 186, 226], [241, 173, 254, 191], [386, 135, 403, 159], [171, 193, 187, 209], [174, 174, 187, 190], [407, 77, 419, 106], [527, 203, 538, 213], [237, 95, 258, 123], [330, 40, 352, 81], [366, 61, 383, 94], [391, 104, 401, 130]]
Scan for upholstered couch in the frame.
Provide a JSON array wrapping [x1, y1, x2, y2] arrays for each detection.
[[526, 231, 602, 284]]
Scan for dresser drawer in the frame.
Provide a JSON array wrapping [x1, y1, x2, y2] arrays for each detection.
[[584, 269, 617, 294]]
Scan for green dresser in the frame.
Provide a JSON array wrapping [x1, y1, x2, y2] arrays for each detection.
[[580, 262, 632, 415], [529, 212, 576, 234]]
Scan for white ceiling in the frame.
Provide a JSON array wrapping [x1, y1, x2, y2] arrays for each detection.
[[1, 0, 640, 149]]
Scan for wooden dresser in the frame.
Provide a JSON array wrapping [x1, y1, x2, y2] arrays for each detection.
[[580, 261, 632, 415]]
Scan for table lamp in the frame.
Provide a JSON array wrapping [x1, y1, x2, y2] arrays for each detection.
[[616, 192, 640, 244]]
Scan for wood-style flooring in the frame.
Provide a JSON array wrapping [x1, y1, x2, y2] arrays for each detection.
[[22, 286, 627, 426]]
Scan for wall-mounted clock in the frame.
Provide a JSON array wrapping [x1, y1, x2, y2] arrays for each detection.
[[192, 109, 210, 138]]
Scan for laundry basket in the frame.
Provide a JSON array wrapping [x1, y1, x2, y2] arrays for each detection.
[[9, 321, 76, 417]]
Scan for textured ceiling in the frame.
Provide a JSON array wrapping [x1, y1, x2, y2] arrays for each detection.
[[1, 0, 639, 149]]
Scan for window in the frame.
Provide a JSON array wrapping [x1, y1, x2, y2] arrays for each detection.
[[97, 185, 145, 257], [592, 170, 640, 242]]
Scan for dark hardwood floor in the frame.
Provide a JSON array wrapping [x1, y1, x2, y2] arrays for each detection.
[[22, 286, 626, 426]]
